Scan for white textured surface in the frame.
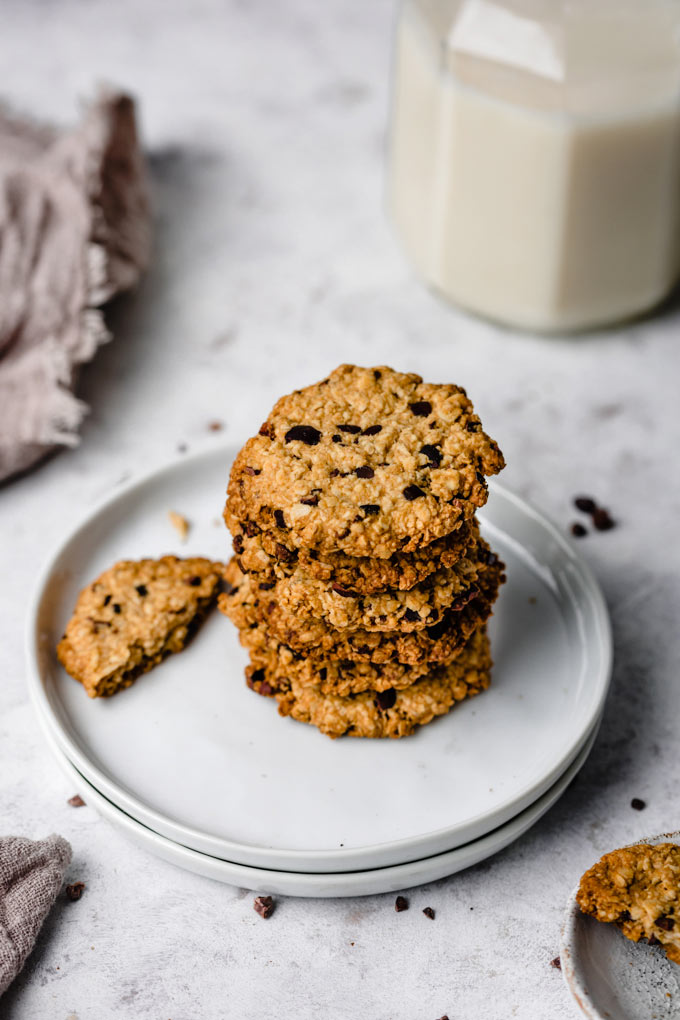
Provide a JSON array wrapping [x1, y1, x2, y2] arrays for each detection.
[[1, 1, 680, 1018]]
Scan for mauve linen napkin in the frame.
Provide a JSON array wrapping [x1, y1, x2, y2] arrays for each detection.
[[0, 89, 151, 483], [0, 834, 72, 996]]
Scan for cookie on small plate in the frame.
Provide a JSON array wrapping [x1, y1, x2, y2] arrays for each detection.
[[577, 843, 680, 964], [57, 556, 223, 697], [248, 626, 492, 739], [242, 624, 434, 696], [225, 364, 504, 559], [264, 535, 491, 633], [232, 518, 477, 594], [220, 556, 504, 665]]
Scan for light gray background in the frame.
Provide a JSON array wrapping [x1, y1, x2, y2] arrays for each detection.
[[2, 1, 679, 1017]]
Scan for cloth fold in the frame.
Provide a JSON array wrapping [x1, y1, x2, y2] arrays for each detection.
[[0, 833, 72, 996], [0, 89, 151, 483]]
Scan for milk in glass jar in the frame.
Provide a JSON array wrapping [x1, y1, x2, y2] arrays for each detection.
[[388, 0, 680, 331]]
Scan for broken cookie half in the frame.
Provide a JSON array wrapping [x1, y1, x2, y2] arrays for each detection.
[[577, 842, 680, 964], [57, 556, 223, 697]]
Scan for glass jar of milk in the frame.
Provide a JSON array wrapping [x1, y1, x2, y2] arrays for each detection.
[[388, 0, 680, 332]]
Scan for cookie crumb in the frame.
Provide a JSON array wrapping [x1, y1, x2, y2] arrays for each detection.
[[550, 956, 561, 970], [436, 1015, 450, 1020], [168, 511, 190, 542], [574, 496, 596, 514], [208, 421, 224, 432], [570, 522, 587, 538], [395, 895, 409, 912], [631, 798, 646, 811], [66, 882, 85, 902], [423, 906, 435, 920], [253, 895, 275, 919], [67, 794, 85, 807]]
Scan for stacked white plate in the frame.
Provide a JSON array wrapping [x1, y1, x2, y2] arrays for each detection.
[[26, 448, 612, 897]]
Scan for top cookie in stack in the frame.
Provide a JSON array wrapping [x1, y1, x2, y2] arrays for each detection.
[[220, 364, 506, 738]]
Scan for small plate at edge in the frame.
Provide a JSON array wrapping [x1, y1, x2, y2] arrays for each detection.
[[561, 833, 680, 1020]]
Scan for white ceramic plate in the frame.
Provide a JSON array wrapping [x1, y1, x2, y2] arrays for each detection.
[[27, 446, 612, 873], [41, 711, 599, 897], [561, 832, 680, 1020]]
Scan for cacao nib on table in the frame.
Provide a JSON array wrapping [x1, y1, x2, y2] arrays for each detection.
[[253, 895, 275, 919], [65, 882, 85, 902], [571, 494, 616, 532], [592, 507, 615, 531]]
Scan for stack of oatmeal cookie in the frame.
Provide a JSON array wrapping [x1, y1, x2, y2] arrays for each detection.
[[219, 365, 505, 739]]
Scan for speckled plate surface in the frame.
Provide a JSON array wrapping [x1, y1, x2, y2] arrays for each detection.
[[561, 833, 680, 1020], [27, 446, 612, 873], [40, 710, 599, 897]]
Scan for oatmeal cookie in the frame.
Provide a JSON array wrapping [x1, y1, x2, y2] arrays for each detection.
[[220, 556, 504, 665], [232, 518, 477, 594], [256, 534, 492, 632], [225, 364, 504, 559], [242, 624, 434, 696], [577, 843, 680, 965], [247, 627, 492, 739], [57, 556, 223, 697]]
